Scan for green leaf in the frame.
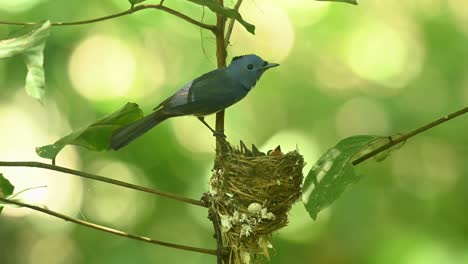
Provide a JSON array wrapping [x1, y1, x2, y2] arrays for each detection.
[[0, 173, 15, 214], [302, 135, 382, 220], [0, 21, 50, 57], [187, 0, 255, 34], [0, 20, 51, 103], [36, 103, 144, 160], [128, 0, 146, 7], [315, 0, 358, 5], [24, 44, 46, 104], [0, 174, 14, 197]]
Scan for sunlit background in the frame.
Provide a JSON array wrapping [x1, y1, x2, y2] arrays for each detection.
[[1, 0, 468, 263]]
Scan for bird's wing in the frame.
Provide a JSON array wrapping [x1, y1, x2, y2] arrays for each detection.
[[152, 80, 193, 111], [156, 69, 244, 116]]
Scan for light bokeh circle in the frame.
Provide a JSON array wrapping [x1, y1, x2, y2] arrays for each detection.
[[335, 97, 391, 138], [230, 0, 295, 63], [345, 21, 424, 90], [68, 35, 137, 101], [0, 0, 43, 12]]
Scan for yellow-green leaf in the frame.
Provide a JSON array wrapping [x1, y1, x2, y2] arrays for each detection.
[[36, 103, 144, 161], [0, 173, 15, 214], [0, 20, 51, 103]]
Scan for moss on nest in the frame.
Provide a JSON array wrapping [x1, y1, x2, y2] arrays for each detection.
[[210, 140, 304, 263]]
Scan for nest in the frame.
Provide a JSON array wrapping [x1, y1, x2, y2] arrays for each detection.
[[209, 140, 304, 263]]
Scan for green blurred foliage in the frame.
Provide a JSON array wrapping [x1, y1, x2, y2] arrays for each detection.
[[0, 1, 467, 264]]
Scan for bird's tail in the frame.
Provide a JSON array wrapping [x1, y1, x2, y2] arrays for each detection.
[[111, 111, 168, 150]]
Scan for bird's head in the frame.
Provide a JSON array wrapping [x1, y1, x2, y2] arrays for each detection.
[[227, 54, 279, 90]]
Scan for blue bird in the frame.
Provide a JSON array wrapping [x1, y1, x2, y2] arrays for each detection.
[[111, 54, 279, 150]]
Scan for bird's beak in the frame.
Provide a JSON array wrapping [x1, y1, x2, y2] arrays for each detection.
[[260, 63, 280, 70]]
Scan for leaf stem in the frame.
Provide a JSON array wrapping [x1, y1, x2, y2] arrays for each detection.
[[0, 4, 216, 32], [352, 106, 468, 165], [0, 161, 206, 207], [0, 197, 217, 255]]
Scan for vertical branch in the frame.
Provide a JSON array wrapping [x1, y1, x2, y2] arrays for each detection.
[[215, 1, 227, 69], [215, 0, 228, 148], [211, 2, 229, 264], [209, 204, 227, 264]]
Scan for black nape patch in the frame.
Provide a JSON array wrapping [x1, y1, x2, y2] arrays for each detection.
[[231, 55, 246, 62]]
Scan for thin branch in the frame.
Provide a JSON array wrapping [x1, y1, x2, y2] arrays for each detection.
[[352, 106, 468, 165], [156, 5, 216, 32], [0, 197, 217, 256], [224, 0, 243, 48], [0, 161, 206, 207], [0, 4, 216, 32]]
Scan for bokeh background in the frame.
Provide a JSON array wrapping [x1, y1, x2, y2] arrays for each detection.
[[1, 0, 468, 263]]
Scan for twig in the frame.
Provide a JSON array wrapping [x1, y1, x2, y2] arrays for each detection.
[[0, 4, 216, 32], [352, 106, 468, 165], [0, 161, 206, 207], [0, 197, 217, 256], [224, 0, 243, 48]]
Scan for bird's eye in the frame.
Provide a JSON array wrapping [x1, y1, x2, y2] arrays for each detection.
[[247, 64, 254, 70]]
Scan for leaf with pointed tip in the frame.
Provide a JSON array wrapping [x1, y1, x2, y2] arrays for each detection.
[[0, 20, 50, 103], [36, 103, 144, 161], [0, 173, 15, 214], [187, 0, 255, 34], [315, 0, 358, 5], [302, 135, 382, 220]]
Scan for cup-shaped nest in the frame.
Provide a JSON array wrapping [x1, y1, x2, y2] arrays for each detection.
[[210, 140, 304, 263]]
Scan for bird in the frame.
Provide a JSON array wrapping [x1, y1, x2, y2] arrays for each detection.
[[110, 54, 279, 150], [267, 145, 283, 157]]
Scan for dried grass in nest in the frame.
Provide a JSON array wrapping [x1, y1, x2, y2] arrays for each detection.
[[210, 140, 305, 263]]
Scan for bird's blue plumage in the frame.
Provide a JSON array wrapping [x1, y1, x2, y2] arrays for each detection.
[[111, 54, 279, 150]]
